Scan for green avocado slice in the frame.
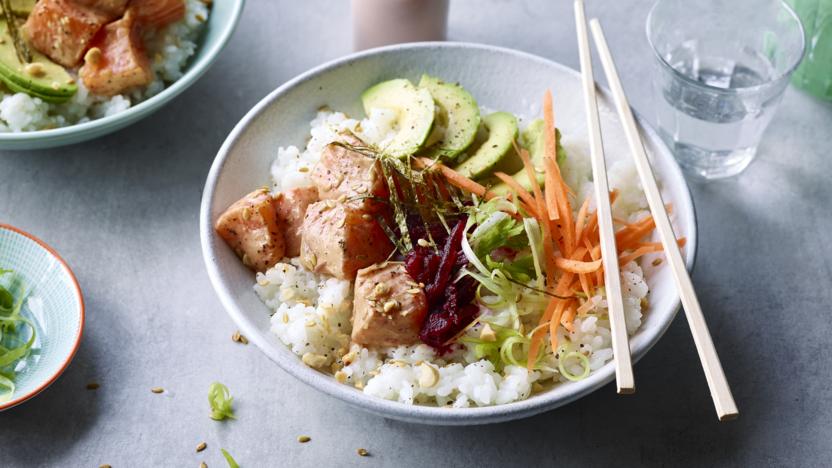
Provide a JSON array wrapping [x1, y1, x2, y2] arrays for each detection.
[[452, 112, 520, 180], [418, 74, 480, 161], [361, 78, 435, 159], [489, 119, 565, 197], [0, 21, 77, 104]]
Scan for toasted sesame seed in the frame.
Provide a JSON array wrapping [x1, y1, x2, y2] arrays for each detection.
[[196, 442, 207, 452], [357, 448, 369, 457], [99, 465, 112, 468], [297, 435, 311, 443], [652, 258, 663, 266], [151, 387, 164, 394], [298, 166, 310, 173], [417, 238, 429, 247], [86, 382, 100, 390], [200, 463, 207, 468], [362, 214, 372, 220]]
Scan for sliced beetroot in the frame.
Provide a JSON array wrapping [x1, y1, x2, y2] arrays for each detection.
[[424, 219, 466, 303]]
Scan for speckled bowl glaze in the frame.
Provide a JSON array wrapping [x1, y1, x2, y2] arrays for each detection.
[[0, 225, 84, 411], [0, 0, 245, 150], [200, 42, 697, 425]]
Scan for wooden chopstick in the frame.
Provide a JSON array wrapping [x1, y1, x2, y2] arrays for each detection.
[[588, 18, 739, 421], [573, 0, 635, 395]]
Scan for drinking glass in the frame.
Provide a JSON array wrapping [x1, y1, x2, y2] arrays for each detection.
[[788, 0, 832, 99], [646, 0, 805, 180]]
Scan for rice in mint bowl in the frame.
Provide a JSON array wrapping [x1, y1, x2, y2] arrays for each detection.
[[200, 42, 696, 425], [0, 0, 244, 150]]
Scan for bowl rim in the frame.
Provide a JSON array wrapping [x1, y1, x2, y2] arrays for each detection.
[[0, 0, 246, 143], [200, 41, 697, 425], [0, 223, 85, 412]]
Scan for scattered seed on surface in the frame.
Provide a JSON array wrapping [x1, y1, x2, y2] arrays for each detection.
[[231, 331, 249, 344], [652, 258, 663, 266], [196, 442, 207, 453], [151, 387, 164, 394], [99, 465, 112, 468], [86, 382, 100, 390], [297, 435, 311, 443], [361, 214, 372, 220], [357, 448, 369, 457], [416, 238, 429, 247], [199, 463, 207, 468]]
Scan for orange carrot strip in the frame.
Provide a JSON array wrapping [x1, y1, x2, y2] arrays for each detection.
[[561, 300, 578, 331], [574, 196, 592, 243], [528, 299, 558, 371], [415, 157, 488, 198], [618, 238, 686, 266], [493, 172, 540, 218], [584, 236, 604, 286], [555, 257, 602, 274], [551, 299, 569, 344]]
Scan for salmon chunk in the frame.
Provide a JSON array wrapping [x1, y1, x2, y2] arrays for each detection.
[[273, 186, 319, 258], [24, 0, 110, 67], [129, 0, 185, 28], [79, 9, 153, 96], [351, 263, 428, 347], [299, 201, 394, 280], [311, 139, 389, 212], [75, 0, 129, 19], [215, 188, 286, 273]]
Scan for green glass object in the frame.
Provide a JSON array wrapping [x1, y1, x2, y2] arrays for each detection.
[[789, 0, 832, 99]]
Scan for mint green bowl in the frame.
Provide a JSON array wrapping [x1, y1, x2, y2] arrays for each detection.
[[0, 224, 84, 411], [0, 0, 245, 151]]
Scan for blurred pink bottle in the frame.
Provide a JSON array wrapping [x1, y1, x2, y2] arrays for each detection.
[[352, 0, 450, 51]]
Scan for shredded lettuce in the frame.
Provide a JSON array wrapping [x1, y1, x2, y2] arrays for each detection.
[[208, 382, 236, 420]]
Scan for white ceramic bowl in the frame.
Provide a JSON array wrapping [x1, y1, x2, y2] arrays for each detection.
[[200, 42, 696, 425]]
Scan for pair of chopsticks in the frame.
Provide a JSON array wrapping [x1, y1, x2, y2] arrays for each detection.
[[572, 0, 738, 420]]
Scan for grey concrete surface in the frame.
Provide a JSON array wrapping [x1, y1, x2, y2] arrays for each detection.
[[1, 1, 831, 467]]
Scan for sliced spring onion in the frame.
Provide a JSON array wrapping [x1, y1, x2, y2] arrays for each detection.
[[558, 351, 591, 381], [208, 381, 235, 420], [0, 269, 34, 403], [221, 448, 240, 468]]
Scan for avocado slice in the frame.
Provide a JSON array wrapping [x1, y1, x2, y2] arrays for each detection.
[[489, 119, 565, 196], [361, 78, 435, 159], [452, 112, 520, 180], [418, 74, 480, 161], [0, 22, 77, 104]]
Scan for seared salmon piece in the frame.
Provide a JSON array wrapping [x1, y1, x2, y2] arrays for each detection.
[[273, 186, 319, 258], [129, 0, 185, 28], [311, 138, 388, 212], [75, 0, 129, 18], [215, 188, 286, 273], [24, 0, 110, 67], [351, 263, 428, 347], [79, 9, 153, 96], [299, 201, 394, 280]]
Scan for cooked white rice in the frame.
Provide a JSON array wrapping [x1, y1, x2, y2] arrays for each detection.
[[0, 0, 209, 133], [257, 107, 652, 407]]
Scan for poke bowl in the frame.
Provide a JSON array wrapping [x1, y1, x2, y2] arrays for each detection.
[[0, 0, 244, 150], [200, 42, 697, 425]]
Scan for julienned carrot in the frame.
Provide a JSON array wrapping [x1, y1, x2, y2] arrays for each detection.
[[555, 257, 602, 274], [528, 299, 558, 371], [561, 300, 578, 331], [550, 299, 569, 348], [542, 91, 560, 222], [618, 238, 687, 266], [544, 156, 574, 255], [493, 172, 540, 219], [574, 196, 592, 243], [585, 236, 604, 285], [415, 157, 488, 199]]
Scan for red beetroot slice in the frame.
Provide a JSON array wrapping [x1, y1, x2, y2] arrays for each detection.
[[424, 219, 466, 303]]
